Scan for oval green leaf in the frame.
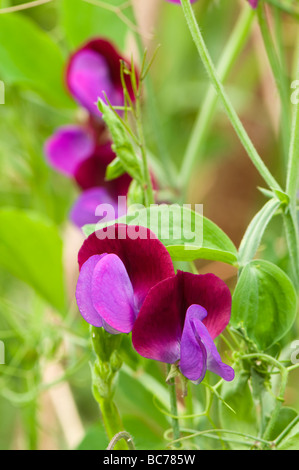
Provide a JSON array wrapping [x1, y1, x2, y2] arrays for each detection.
[[232, 260, 298, 350]]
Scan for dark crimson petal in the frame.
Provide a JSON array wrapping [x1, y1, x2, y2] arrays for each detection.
[[179, 305, 208, 383], [78, 224, 175, 310], [177, 271, 232, 340], [44, 125, 95, 176], [132, 275, 184, 364], [74, 142, 131, 194], [91, 253, 138, 333]]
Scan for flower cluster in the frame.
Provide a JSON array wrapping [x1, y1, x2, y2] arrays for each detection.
[[44, 39, 134, 228], [76, 224, 234, 384]]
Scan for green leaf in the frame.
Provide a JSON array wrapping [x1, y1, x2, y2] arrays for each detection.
[[0, 209, 66, 313], [60, 0, 133, 50], [99, 99, 144, 184], [232, 260, 297, 350], [279, 433, 299, 450], [0, 13, 73, 108], [76, 424, 108, 450], [267, 407, 298, 441], [83, 204, 238, 265]]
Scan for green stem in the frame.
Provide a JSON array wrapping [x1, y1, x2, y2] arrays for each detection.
[[97, 399, 128, 450], [180, 0, 282, 192], [274, 415, 299, 446], [107, 432, 136, 450], [169, 427, 271, 448], [238, 197, 281, 266], [240, 353, 288, 444], [166, 365, 181, 448], [286, 56, 299, 203], [263, 0, 299, 19], [135, 85, 155, 206], [284, 34, 299, 289], [180, 6, 255, 193], [91, 327, 128, 450], [257, 3, 290, 165]]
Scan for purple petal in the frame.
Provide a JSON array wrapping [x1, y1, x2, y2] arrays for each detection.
[[78, 224, 175, 310], [180, 305, 235, 383], [66, 39, 137, 115], [132, 275, 183, 364], [44, 125, 94, 176], [248, 0, 258, 8], [67, 48, 122, 114], [179, 305, 208, 383], [91, 253, 137, 333], [75, 254, 106, 327], [69, 187, 126, 228]]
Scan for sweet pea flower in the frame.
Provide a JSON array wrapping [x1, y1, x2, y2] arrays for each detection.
[[76, 224, 175, 334], [44, 124, 131, 227], [132, 270, 234, 384], [66, 38, 136, 116]]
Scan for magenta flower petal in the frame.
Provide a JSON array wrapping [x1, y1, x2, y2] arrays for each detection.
[[75, 254, 106, 327], [78, 224, 175, 310], [180, 305, 234, 383], [91, 253, 138, 334], [67, 49, 123, 114], [69, 187, 126, 228], [248, 0, 258, 7], [66, 39, 136, 115], [44, 125, 94, 176]]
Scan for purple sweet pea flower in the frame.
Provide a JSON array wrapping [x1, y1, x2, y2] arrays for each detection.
[[66, 39, 136, 116], [44, 123, 131, 193], [76, 224, 175, 333], [132, 270, 234, 384], [44, 124, 131, 227]]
